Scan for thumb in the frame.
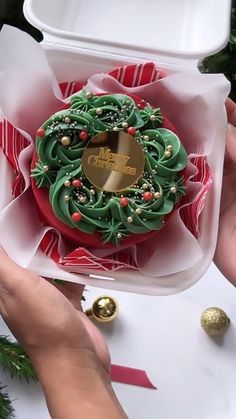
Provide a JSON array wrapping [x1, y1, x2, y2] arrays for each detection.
[[226, 98, 236, 126], [225, 124, 236, 163], [52, 280, 85, 311], [0, 246, 31, 291]]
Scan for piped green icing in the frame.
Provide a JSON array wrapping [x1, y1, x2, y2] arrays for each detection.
[[140, 105, 163, 128], [102, 220, 129, 245], [32, 91, 188, 245], [31, 160, 57, 188]]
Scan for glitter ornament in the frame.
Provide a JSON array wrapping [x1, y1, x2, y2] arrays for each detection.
[[201, 307, 230, 336]]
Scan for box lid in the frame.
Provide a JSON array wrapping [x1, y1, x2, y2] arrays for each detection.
[[24, 0, 231, 69]]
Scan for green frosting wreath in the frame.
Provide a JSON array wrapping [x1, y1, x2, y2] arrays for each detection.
[[32, 90, 188, 245]]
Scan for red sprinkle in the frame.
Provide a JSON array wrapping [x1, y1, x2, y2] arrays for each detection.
[[71, 212, 82, 222], [72, 179, 82, 188], [36, 128, 45, 137], [143, 191, 153, 201], [127, 127, 136, 136], [79, 131, 89, 141], [120, 197, 129, 207]]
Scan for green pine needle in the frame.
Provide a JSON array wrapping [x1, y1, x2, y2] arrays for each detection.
[[0, 337, 37, 383], [0, 385, 14, 419]]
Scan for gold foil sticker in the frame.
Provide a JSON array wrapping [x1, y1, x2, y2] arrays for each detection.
[[82, 131, 145, 192]]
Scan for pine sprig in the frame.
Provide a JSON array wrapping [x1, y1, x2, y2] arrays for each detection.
[[200, 0, 236, 101], [0, 337, 37, 383], [0, 386, 14, 419]]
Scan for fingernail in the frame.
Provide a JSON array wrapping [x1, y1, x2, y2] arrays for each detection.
[[228, 123, 236, 136]]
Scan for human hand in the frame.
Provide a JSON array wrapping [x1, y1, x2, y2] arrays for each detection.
[[0, 248, 127, 418], [214, 98, 236, 285]]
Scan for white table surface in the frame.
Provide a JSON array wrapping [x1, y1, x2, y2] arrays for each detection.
[[0, 262, 236, 419]]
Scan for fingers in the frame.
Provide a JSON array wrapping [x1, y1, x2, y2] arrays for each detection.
[[226, 124, 236, 164], [51, 280, 85, 311], [0, 247, 84, 308], [226, 98, 236, 126], [224, 99, 236, 166]]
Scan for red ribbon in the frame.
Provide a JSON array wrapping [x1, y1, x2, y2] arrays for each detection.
[[111, 364, 157, 389]]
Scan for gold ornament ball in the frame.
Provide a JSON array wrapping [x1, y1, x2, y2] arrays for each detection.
[[85, 91, 93, 99], [88, 296, 118, 323], [150, 114, 157, 121], [61, 136, 71, 146], [85, 308, 93, 319], [96, 108, 103, 115], [64, 117, 71, 124], [201, 307, 230, 336], [64, 180, 71, 187], [164, 150, 172, 158]]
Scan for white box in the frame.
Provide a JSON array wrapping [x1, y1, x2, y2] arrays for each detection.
[[15, 0, 231, 294]]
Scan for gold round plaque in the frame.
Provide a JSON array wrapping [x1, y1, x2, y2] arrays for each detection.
[[82, 131, 145, 192]]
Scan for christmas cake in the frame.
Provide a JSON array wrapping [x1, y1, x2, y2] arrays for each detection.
[[31, 90, 188, 248]]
